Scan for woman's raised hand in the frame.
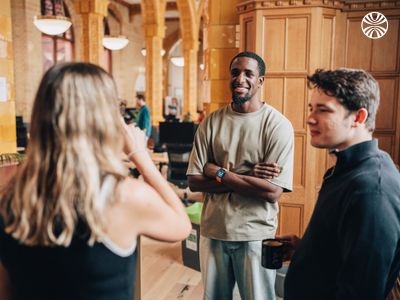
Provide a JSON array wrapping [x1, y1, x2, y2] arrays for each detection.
[[120, 119, 147, 158]]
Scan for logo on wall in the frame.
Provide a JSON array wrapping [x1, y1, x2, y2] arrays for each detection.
[[361, 12, 388, 39]]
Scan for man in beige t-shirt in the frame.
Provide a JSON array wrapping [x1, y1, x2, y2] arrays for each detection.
[[187, 52, 294, 300]]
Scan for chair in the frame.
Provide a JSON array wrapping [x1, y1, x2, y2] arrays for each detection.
[[166, 144, 192, 189]]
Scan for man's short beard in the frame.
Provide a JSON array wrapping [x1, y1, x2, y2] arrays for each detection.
[[232, 93, 251, 105]]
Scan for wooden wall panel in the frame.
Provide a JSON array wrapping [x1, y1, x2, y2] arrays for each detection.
[[210, 79, 230, 103], [375, 78, 397, 130], [285, 77, 307, 130], [371, 19, 399, 72], [321, 16, 334, 69], [346, 19, 372, 69], [263, 18, 285, 71], [278, 204, 304, 237], [374, 134, 394, 157], [264, 77, 284, 112], [243, 18, 255, 52], [345, 12, 399, 167], [209, 48, 238, 80], [259, 10, 312, 236], [239, 1, 400, 237], [294, 135, 306, 188], [287, 17, 309, 71]]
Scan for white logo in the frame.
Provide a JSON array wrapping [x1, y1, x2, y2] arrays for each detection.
[[361, 12, 388, 39]]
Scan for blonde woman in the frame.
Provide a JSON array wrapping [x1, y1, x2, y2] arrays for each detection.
[[0, 63, 191, 300]]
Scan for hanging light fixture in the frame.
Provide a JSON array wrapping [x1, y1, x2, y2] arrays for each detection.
[[170, 56, 184, 67], [33, 0, 72, 36], [102, 16, 128, 51], [102, 35, 129, 51]]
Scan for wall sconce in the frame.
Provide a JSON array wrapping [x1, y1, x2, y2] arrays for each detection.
[[141, 48, 166, 57], [33, 0, 72, 35], [102, 35, 129, 51]]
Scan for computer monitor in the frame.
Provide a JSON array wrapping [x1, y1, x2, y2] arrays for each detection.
[[159, 122, 198, 145]]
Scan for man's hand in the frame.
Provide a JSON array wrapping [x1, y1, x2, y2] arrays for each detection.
[[276, 234, 301, 261], [203, 162, 221, 179], [250, 162, 282, 179]]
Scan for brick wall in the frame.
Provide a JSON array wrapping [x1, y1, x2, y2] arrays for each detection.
[[11, 0, 42, 123]]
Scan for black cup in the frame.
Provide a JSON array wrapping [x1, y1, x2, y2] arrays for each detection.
[[262, 238, 283, 269]]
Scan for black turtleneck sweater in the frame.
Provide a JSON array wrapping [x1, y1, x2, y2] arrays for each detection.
[[284, 140, 400, 300]]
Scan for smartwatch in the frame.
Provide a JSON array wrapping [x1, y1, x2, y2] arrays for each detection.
[[215, 168, 227, 183]]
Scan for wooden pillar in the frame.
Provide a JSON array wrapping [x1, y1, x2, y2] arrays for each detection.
[[141, 0, 166, 124], [145, 33, 164, 124], [203, 0, 239, 113], [75, 0, 109, 64], [162, 29, 180, 100], [0, 0, 16, 154], [183, 45, 198, 117], [176, 0, 200, 118]]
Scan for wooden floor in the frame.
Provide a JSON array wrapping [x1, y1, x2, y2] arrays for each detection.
[[141, 237, 203, 300]]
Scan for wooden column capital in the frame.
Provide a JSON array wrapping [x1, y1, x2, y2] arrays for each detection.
[[75, 0, 109, 64], [74, 0, 109, 16]]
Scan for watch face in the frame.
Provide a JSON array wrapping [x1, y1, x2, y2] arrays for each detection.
[[216, 168, 226, 178]]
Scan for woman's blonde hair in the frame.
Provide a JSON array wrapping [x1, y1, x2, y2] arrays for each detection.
[[0, 63, 126, 246]]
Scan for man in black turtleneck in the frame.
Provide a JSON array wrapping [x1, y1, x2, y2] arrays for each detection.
[[279, 68, 400, 300]]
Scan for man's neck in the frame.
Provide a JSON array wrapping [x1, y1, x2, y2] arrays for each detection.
[[330, 132, 373, 152], [231, 99, 263, 113]]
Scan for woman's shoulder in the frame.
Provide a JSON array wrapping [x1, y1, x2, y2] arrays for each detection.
[[118, 177, 145, 201], [117, 177, 160, 208]]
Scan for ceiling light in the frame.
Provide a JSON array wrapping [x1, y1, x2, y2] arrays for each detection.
[[171, 56, 184, 67], [33, 15, 72, 35], [102, 35, 129, 51]]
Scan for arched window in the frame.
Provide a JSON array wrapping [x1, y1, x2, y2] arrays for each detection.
[[41, 0, 74, 72], [103, 17, 112, 74]]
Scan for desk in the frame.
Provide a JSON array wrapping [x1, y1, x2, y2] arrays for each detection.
[[17, 147, 25, 153], [150, 151, 168, 172], [123, 150, 168, 173]]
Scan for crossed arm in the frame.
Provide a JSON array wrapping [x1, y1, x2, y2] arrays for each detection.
[[188, 161, 283, 203]]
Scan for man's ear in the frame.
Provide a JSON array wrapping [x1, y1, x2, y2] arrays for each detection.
[[258, 75, 265, 86], [353, 108, 368, 126]]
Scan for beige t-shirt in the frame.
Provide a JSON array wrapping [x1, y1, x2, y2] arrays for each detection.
[[187, 103, 294, 241]]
